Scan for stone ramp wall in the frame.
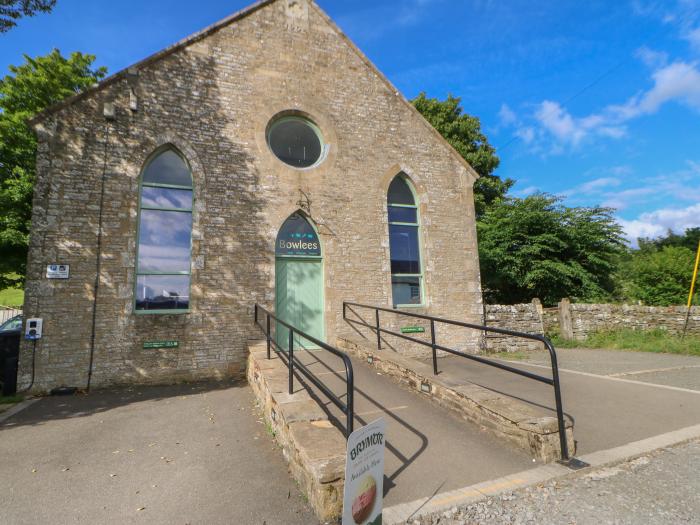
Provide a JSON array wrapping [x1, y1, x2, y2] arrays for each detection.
[[246, 343, 345, 522]]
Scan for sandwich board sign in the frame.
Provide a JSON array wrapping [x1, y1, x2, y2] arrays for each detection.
[[342, 418, 386, 525]]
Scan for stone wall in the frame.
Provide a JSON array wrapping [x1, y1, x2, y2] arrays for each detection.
[[19, 0, 483, 393], [556, 300, 700, 340], [483, 302, 545, 353]]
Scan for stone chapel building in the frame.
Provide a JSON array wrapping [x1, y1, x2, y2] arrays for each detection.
[[18, 0, 484, 393]]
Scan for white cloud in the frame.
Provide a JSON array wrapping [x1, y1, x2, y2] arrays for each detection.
[[685, 25, 700, 51], [619, 202, 700, 244], [509, 59, 700, 153], [515, 185, 539, 197], [578, 177, 623, 194], [532, 101, 627, 148], [636, 46, 669, 68], [610, 60, 700, 118], [498, 104, 518, 127]]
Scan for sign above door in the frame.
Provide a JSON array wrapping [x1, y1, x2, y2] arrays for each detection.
[[276, 212, 321, 257]]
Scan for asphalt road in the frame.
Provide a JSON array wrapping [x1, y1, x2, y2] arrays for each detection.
[[426, 348, 700, 456], [0, 383, 318, 525]]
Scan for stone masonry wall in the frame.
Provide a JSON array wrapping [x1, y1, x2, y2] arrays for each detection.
[[484, 302, 544, 353], [558, 301, 700, 340], [18, 0, 483, 392]]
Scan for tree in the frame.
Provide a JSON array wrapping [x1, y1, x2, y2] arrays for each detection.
[[0, 49, 106, 288], [619, 245, 696, 306], [639, 227, 700, 253], [0, 0, 56, 33], [412, 93, 513, 218], [477, 193, 625, 306]]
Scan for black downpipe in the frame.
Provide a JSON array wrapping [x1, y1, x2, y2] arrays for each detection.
[[86, 123, 111, 391]]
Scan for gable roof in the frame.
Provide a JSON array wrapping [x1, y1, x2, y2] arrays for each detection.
[[30, 0, 479, 180]]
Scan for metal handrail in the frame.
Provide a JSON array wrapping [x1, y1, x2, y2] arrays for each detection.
[[254, 304, 355, 438], [343, 301, 571, 461]]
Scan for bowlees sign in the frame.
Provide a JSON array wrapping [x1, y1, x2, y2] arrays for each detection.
[[276, 212, 321, 257], [342, 418, 386, 525]]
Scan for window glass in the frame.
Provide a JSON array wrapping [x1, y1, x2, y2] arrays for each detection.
[[142, 150, 192, 186], [136, 147, 193, 312], [137, 210, 192, 273], [389, 225, 421, 274], [136, 275, 190, 311], [387, 175, 423, 306], [388, 206, 417, 224], [268, 117, 323, 168], [388, 177, 415, 205], [392, 276, 422, 306], [141, 187, 192, 210]]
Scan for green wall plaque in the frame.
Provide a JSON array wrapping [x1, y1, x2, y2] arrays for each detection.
[[143, 341, 179, 349], [401, 326, 425, 334]]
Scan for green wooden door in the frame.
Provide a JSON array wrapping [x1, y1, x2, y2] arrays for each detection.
[[275, 258, 324, 350]]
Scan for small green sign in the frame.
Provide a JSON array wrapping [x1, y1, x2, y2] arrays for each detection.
[[401, 326, 425, 334], [143, 341, 179, 349]]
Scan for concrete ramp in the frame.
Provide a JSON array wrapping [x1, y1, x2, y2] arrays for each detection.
[[248, 342, 538, 519]]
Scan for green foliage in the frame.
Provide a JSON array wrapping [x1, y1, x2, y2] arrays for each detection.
[[0, 49, 106, 288], [412, 93, 513, 218], [477, 193, 625, 306], [618, 245, 696, 306], [550, 328, 700, 357], [0, 0, 56, 33], [0, 279, 23, 306], [0, 395, 24, 404], [639, 227, 700, 253]]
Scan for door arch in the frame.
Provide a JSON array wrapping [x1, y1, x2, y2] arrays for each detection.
[[275, 212, 324, 349]]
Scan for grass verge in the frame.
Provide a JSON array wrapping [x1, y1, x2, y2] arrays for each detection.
[[0, 286, 24, 307], [0, 395, 24, 405], [550, 329, 700, 357]]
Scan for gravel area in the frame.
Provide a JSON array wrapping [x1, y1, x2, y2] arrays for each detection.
[[405, 440, 700, 525]]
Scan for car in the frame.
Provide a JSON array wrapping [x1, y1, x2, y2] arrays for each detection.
[[0, 315, 22, 334]]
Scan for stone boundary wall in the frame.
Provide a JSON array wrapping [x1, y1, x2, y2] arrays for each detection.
[[246, 343, 345, 522], [556, 299, 700, 341], [484, 302, 544, 353]]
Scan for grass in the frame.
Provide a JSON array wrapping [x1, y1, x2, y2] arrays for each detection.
[[0, 275, 23, 307], [550, 328, 700, 357], [0, 395, 24, 405], [487, 351, 530, 361]]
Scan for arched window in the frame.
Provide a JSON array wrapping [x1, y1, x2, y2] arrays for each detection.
[[135, 148, 193, 312], [387, 175, 423, 306]]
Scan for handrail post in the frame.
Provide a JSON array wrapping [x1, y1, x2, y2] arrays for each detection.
[[266, 313, 271, 360], [430, 319, 438, 375], [288, 329, 294, 395], [346, 359, 354, 438], [544, 339, 569, 461], [254, 303, 258, 325], [375, 308, 381, 350]]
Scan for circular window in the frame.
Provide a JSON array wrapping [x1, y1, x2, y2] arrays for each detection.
[[267, 116, 324, 169]]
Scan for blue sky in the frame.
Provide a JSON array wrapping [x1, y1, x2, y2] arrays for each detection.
[[2, 0, 699, 244]]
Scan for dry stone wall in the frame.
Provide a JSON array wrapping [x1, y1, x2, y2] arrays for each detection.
[[483, 302, 545, 353], [558, 301, 700, 340]]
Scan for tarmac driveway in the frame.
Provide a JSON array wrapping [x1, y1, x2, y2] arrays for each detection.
[[0, 382, 318, 525]]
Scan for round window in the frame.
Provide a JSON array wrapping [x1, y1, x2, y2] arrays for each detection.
[[267, 116, 324, 169]]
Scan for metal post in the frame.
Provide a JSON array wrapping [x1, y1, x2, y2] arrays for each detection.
[[545, 340, 570, 461], [375, 308, 381, 350], [346, 362, 354, 438], [430, 319, 438, 375], [254, 304, 258, 325], [266, 313, 271, 360], [288, 329, 294, 395]]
